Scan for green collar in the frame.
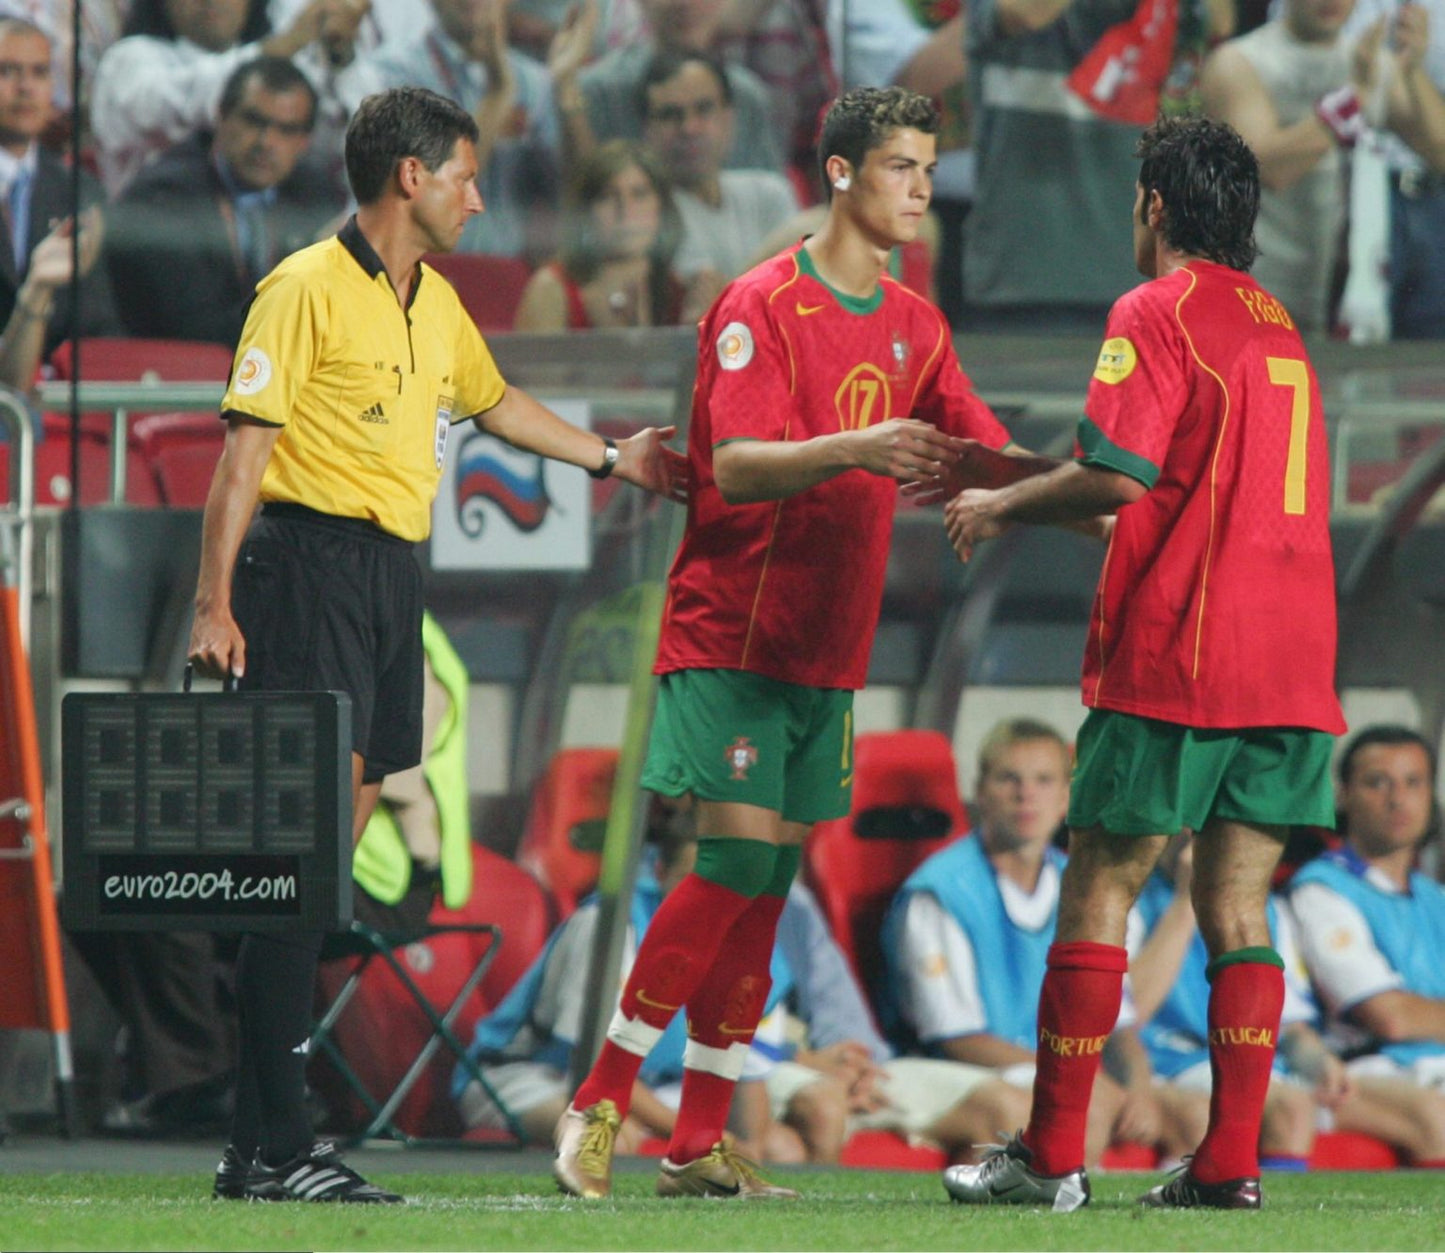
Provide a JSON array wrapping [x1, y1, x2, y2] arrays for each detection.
[[796, 245, 884, 315]]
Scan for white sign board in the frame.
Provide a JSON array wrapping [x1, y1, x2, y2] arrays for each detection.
[[430, 399, 593, 571]]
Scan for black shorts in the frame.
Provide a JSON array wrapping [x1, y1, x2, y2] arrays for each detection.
[[231, 503, 424, 783]]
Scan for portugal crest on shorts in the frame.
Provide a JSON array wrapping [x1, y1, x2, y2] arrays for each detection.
[[724, 736, 758, 781]]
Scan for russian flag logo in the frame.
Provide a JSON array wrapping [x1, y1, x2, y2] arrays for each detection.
[[454, 431, 554, 537]]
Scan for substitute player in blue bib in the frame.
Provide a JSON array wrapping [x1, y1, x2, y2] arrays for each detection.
[[187, 86, 686, 1204]]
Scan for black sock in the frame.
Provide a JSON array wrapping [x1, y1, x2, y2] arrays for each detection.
[[235, 930, 324, 1166]]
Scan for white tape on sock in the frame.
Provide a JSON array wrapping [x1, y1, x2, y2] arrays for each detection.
[[682, 1038, 749, 1080], [606, 1009, 665, 1057]]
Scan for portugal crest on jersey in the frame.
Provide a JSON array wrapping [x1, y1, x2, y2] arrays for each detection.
[[724, 736, 759, 780]]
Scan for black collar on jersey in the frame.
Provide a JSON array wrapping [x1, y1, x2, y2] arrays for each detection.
[[338, 214, 424, 311]]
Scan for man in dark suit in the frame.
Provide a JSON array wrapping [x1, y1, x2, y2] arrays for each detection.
[[106, 55, 343, 347], [0, 15, 118, 364]]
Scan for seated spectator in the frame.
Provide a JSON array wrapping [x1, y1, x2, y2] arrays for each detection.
[[1288, 724, 1445, 1166], [367, 0, 588, 261], [455, 804, 804, 1163], [763, 877, 1031, 1165], [514, 139, 710, 329], [639, 50, 796, 282], [1128, 832, 1348, 1169], [105, 56, 341, 347], [0, 18, 117, 361], [1200, 0, 1445, 332], [879, 718, 1147, 1168], [577, 0, 784, 172], [91, 0, 378, 199], [0, 0, 127, 124]]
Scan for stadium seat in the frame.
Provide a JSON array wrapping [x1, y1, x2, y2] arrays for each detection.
[[515, 746, 619, 918], [1308, 1130, 1400, 1170], [423, 252, 532, 333], [309, 844, 552, 1143], [805, 729, 968, 997], [47, 337, 234, 383], [130, 412, 225, 507], [0, 413, 162, 506]]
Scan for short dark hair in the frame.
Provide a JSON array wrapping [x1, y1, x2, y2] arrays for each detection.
[[344, 87, 479, 206], [0, 16, 49, 45], [638, 49, 733, 120], [1136, 114, 1259, 272], [1338, 724, 1438, 787], [817, 87, 938, 200], [219, 56, 318, 130], [124, 0, 270, 42]]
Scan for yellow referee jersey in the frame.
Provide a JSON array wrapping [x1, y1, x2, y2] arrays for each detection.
[[220, 217, 506, 541]]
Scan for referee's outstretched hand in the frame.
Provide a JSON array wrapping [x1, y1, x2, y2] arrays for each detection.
[[615, 425, 690, 504]]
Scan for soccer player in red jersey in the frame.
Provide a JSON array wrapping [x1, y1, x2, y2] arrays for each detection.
[[941, 115, 1347, 1212], [553, 86, 1017, 1200]]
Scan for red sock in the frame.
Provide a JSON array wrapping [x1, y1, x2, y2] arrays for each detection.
[[1191, 957, 1285, 1184], [572, 873, 755, 1116], [1024, 941, 1127, 1177], [667, 892, 787, 1164]]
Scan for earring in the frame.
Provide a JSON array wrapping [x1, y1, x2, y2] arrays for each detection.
[[833, 175, 851, 191]]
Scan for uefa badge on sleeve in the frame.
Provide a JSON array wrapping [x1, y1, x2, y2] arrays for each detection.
[[716, 322, 754, 371]]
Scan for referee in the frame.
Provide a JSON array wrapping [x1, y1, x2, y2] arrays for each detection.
[[187, 86, 687, 1203]]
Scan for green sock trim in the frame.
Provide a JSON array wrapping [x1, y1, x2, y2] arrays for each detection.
[[762, 845, 801, 897], [694, 837, 778, 898], [1206, 945, 1284, 983]]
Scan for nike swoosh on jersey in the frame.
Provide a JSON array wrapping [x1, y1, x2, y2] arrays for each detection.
[[796, 302, 825, 316], [635, 988, 682, 1012]]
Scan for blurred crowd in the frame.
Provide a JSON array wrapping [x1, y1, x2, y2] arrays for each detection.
[[0, 0, 1435, 396]]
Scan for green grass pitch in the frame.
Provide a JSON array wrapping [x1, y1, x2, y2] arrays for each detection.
[[1, 1168, 1441, 1251]]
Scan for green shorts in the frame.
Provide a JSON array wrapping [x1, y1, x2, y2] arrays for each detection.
[[1067, 709, 1336, 836], [641, 669, 854, 825]]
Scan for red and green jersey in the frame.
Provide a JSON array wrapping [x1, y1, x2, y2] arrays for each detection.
[[1078, 260, 1345, 732], [655, 244, 1009, 690]]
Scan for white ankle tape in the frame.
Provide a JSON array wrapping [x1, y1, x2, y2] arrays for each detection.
[[606, 1009, 665, 1057], [682, 1038, 749, 1080]]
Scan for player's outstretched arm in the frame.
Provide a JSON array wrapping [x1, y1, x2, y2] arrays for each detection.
[[188, 418, 283, 681], [945, 462, 1145, 562], [902, 440, 1064, 505], [475, 385, 688, 503], [713, 417, 959, 505]]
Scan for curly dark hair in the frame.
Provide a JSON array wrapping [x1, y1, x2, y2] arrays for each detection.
[[817, 86, 939, 199], [1136, 114, 1259, 272]]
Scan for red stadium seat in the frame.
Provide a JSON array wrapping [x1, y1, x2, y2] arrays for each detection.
[[805, 730, 968, 996], [47, 337, 234, 382], [130, 412, 225, 507], [0, 412, 162, 506], [423, 252, 532, 333], [1309, 1130, 1400, 1170], [516, 747, 619, 918], [310, 844, 552, 1141]]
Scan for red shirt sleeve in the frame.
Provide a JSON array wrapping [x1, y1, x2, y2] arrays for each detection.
[[705, 284, 795, 445], [1078, 290, 1191, 489]]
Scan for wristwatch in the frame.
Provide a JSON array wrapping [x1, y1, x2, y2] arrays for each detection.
[[589, 437, 619, 480]]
